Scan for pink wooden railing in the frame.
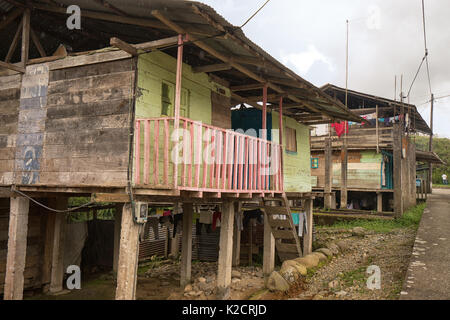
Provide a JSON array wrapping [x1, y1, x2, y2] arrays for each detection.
[[134, 117, 283, 193]]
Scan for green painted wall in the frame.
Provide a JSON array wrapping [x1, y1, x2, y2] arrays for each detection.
[[272, 111, 312, 193], [134, 51, 231, 186]]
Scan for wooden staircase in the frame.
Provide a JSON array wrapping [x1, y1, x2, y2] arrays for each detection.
[[261, 194, 302, 262]]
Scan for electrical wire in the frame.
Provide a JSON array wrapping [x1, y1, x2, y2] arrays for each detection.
[[240, 0, 271, 29], [422, 0, 433, 95], [12, 189, 95, 213]]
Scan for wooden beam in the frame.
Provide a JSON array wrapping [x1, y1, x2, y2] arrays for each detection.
[[192, 63, 231, 74], [5, 19, 22, 63], [31, 2, 213, 37], [115, 203, 140, 300], [180, 203, 193, 287], [0, 7, 23, 31], [113, 204, 123, 274], [303, 198, 313, 255], [21, 8, 30, 66], [93, 0, 128, 16], [0, 60, 25, 73], [232, 202, 242, 267], [230, 83, 265, 92], [30, 28, 46, 58], [134, 36, 179, 52], [262, 211, 275, 276], [4, 197, 30, 300], [110, 37, 137, 56]]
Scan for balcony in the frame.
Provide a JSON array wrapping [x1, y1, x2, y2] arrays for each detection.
[[134, 117, 283, 195]]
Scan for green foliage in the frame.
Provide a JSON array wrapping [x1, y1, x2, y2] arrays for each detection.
[[414, 136, 450, 184], [68, 197, 115, 222], [322, 203, 426, 233]]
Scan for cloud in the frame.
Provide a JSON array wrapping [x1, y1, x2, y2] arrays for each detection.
[[366, 5, 382, 30], [280, 45, 335, 76]]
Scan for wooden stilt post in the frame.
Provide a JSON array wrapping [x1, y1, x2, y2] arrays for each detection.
[[232, 202, 241, 267], [393, 123, 403, 217], [303, 198, 313, 255], [262, 212, 275, 276], [180, 202, 193, 288], [116, 203, 141, 300], [4, 197, 29, 300], [324, 132, 332, 208], [377, 193, 383, 213], [48, 198, 68, 294], [216, 200, 235, 300], [340, 141, 348, 209], [113, 203, 123, 274]]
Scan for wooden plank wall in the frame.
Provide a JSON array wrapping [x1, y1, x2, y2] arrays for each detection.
[[311, 150, 382, 189], [12, 59, 136, 187], [211, 91, 231, 129], [0, 75, 21, 186], [0, 199, 45, 294]]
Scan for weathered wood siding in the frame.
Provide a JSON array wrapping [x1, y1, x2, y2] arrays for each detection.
[[0, 75, 21, 186], [272, 111, 312, 193], [311, 150, 383, 190], [5, 59, 136, 187], [0, 199, 45, 294]]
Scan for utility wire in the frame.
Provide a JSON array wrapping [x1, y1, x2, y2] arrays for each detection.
[[240, 0, 271, 29], [422, 0, 433, 95], [12, 189, 95, 213]]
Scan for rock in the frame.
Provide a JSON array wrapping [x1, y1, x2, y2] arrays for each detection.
[[326, 243, 340, 255], [184, 284, 192, 292], [312, 294, 324, 300], [231, 270, 241, 279], [187, 290, 197, 296], [195, 291, 203, 297], [328, 279, 339, 289], [336, 290, 347, 297], [281, 260, 307, 276], [197, 277, 207, 283], [294, 254, 320, 269], [161, 281, 170, 286], [352, 227, 366, 237], [335, 240, 349, 253], [256, 271, 263, 278], [279, 266, 300, 284], [232, 278, 241, 284], [311, 252, 327, 263], [316, 248, 333, 258], [266, 271, 290, 292]]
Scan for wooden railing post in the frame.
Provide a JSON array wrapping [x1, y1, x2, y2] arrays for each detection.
[[173, 34, 185, 188]]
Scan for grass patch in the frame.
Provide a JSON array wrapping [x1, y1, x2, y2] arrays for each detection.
[[338, 266, 367, 292], [321, 203, 426, 233], [434, 184, 450, 189], [137, 255, 166, 275]]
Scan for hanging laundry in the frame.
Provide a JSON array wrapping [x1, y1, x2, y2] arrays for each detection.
[[331, 122, 349, 138], [159, 215, 173, 229], [298, 212, 308, 237], [143, 217, 159, 240], [212, 211, 221, 231], [291, 212, 300, 225]]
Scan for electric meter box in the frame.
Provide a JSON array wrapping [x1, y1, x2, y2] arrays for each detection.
[[133, 202, 148, 224]]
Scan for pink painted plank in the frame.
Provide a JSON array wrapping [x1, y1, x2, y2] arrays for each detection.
[[257, 140, 261, 191], [221, 131, 228, 190], [188, 121, 194, 187], [144, 120, 150, 185], [195, 123, 202, 188], [135, 121, 141, 185], [244, 137, 248, 191], [154, 120, 160, 185], [163, 119, 169, 186], [238, 135, 243, 190], [215, 131, 222, 189], [249, 139, 253, 191], [266, 142, 269, 190], [233, 135, 238, 190], [181, 120, 187, 187], [227, 133, 234, 190], [209, 130, 215, 188], [203, 128, 209, 188]]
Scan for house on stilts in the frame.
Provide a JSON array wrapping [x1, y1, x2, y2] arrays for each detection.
[[310, 84, 443, 216], [0, 0, 361, 300]]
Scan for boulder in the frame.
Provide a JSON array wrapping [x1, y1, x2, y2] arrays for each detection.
[[197, 277, 207, 283], [335, 240, 350, 253], [315, 248, 333, 258], [231, 270, 241, 279], [266, 271, 290, 292], [184, 284, 193, 292], [352, 227, 366, 237], [311, 252, 327, 263], [281, 260, 308, 276], [294, 254, 320, 269], [326, 243, 340, 255], [279, 265, 300, 284]]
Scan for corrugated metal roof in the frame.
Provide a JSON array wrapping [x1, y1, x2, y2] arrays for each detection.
[[1, 0, 361, 122]]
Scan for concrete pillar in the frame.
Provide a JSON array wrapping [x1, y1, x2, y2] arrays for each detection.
[[216, 200, 234, 300], [113, 204, 123, 274], [115, 203, 141, 300], [377, 193, 383, 213], [180, 202, 193, 288], [340, 145, 348, 209], [232, 202, 241, 267], [393, 124, 403, 217], [324, 138, 333, 208], [4, 197, 30, 300], [303, 198, 314, 255]]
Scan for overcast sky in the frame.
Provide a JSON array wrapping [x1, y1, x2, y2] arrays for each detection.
[[198, 0, 450, 138]]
